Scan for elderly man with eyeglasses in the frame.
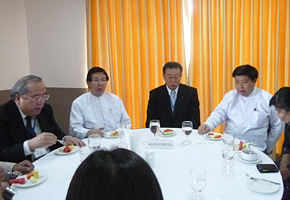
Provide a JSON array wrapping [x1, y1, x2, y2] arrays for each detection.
[[0, 75, 85, 163]]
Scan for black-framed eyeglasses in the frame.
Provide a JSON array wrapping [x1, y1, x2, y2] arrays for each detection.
[[22, 94, 50, 103]]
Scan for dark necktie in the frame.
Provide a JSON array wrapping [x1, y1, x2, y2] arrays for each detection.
[[26, 116, 36, 137]]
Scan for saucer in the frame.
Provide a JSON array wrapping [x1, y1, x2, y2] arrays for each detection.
[[237, 153, 262, 164]]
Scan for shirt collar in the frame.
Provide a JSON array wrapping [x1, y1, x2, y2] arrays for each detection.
[[166, 85, 179, 95]]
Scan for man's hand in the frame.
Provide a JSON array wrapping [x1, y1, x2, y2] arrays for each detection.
[[64, 136, 85, 147], [0, 167, 5, 182], [87, 128, 104, 137], [197, 124, 210, 134], [12, 160, 34, 174], [28, 132, 57, 151]]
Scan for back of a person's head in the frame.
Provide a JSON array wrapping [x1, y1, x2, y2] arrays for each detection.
[[66, 148, 163, 200], [270, 87, 290, 112], [232, 64, 258, 81]]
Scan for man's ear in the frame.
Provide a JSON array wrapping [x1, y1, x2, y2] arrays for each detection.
[[253, 78, 257, 83], [14, 94, 21, 105]]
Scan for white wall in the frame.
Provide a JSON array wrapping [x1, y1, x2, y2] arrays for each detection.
[[0, 0, 30, 90], [0, 0, 87, 90]]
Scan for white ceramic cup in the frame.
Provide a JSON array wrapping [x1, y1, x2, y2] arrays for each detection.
[[240, 149, 258, 161]]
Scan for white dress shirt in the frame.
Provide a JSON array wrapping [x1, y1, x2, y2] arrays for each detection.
[[69, 92, 132, 139], [204, 87, 284, 152]]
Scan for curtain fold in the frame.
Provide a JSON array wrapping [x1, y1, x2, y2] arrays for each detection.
[[88, 0, 290, 156]]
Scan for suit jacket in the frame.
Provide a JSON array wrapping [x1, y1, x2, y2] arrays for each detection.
[[0, 100, 65, 162], [146, 84, 200, 129]]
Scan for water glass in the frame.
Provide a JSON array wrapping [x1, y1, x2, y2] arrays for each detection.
[[221, 132, 235, 174], [149, 120, 160, 138], [79, 146, 91, 162], [182, 121, 193, 145], [189, 168, 206, 200], [88, 134, 101, 152]]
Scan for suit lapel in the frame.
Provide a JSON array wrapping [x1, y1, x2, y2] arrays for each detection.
[[161, 85, 174, 117]]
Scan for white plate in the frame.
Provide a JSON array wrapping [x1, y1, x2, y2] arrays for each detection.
[[158, 129, 176, 137], [104, 131, 120, 139], [13, 173, 47, 188], [55, 146, 78, 155], [203, 132, 223, 141], [237, 153, 262, 164], [247, 179, 280, 194]]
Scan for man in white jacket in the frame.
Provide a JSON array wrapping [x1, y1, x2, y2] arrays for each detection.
[[198, 65, 284, 153]]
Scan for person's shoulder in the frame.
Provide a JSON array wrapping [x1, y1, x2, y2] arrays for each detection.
[[0, 100, 17, 113], [255, 88, 273, 100], [150, 85, 166, 93], [179, 84, 197, 91]]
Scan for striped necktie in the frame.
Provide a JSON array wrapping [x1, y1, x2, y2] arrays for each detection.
[[170, 90, 176, 111], [26, 116, 36, 137]]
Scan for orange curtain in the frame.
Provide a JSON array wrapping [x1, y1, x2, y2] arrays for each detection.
[[88, 0, 290, 156]]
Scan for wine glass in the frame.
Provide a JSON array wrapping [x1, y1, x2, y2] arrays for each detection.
[[221, 132, 235, 174], [88, 134, 101, 152], [182, 121, 193, 145], [149, 120, 160, 138], [189, 168, 206, 200]]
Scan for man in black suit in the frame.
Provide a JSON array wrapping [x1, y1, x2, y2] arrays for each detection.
[[146, 62, 200, 128], [0, 75, 84, 163]]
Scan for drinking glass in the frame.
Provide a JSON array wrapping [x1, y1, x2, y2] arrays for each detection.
[[88, 134, 101, 152], [221, 132, 235, 174], [115, 123, 128, 148], [149, 120, 160, 138], [182, 121, 193, 145], [189, 168, 206, 200]]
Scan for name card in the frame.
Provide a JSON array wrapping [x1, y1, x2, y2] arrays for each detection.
[[146, 140, 174, 149]]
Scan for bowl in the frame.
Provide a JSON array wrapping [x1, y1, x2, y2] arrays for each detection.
[[240, 149, 258, 161]]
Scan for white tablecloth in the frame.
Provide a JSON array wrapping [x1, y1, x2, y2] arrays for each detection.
[[13, 129, 283, 200]]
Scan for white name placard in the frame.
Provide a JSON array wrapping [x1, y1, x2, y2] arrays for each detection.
[[146, 140, 174, 149]]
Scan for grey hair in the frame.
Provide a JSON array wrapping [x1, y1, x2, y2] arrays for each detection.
[[10, 75, 42, 99]]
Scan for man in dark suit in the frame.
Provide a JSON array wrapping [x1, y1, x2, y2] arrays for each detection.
[[0, 75, 84, 163], [146, 62, 200, 128]]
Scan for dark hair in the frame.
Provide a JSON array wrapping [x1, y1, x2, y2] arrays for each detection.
[[66, 148, 163, 200], [86, 67, 109, 82], [162, 62, 183, 74], [10, 75, 42, 100], [269, 87, 290, 112], [232, 65, 258, 81]]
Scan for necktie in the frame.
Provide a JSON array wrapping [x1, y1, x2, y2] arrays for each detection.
[[170, 90, 176, 111], [26, 116, 36, 137]]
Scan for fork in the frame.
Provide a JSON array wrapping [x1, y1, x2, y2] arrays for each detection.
[[245, 173, 280, 185]]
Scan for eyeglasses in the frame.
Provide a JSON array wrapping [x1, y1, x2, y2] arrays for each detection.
[[22, 94, 50, 103]]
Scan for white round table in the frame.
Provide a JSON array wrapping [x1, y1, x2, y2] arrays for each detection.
[[13, 128, 283, 200]]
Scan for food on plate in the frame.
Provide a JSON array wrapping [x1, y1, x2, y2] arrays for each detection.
[[110, 131, 120, 137], [234, 142, 247, 150], [206, 132, 222, 139], [9, 178, 25, 184], [27, 171, 39, 179], [61, 145, 74, 153], [30, 176, 37, 183], [163, 129, 174, 135]]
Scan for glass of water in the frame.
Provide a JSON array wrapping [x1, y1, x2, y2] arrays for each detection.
[[88, 134, 101, 152]]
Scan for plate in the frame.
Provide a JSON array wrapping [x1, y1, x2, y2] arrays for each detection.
[[237, 153, 262, 164], [247, 179, 280, 194], [104, 131, 120, 139], [158, 129, 176, 137], [13, 173, 47, 188], [55, 146, 78, 155], [203, 132, 223, 141]]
